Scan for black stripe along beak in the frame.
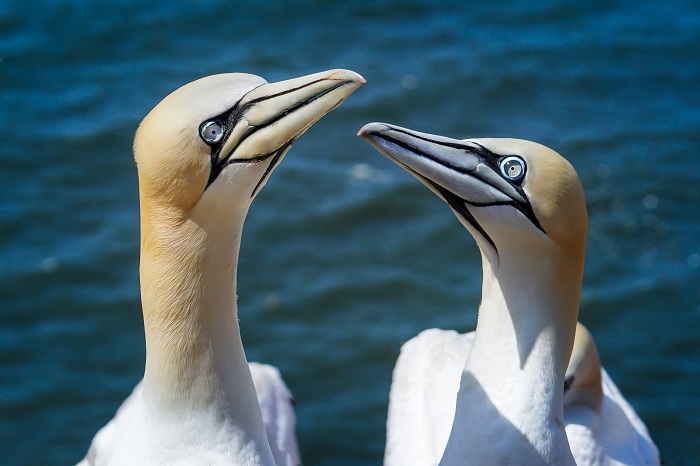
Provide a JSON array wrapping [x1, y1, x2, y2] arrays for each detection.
[[358, 122, 545, 254], [203, 70, 365, 190]]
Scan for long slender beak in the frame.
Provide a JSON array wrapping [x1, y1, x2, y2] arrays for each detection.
[[358, 122, 543, 250], [210, 69, 365, 184], [358, 122, 527, 205]]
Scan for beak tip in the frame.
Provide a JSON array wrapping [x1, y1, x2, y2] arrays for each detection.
[[327, 69, 366, 86], [358, 122, 390, 139]]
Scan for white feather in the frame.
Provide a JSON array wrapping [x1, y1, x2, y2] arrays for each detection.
[[384, 329, 659, 466], [566, 368, 659, 466], [77, 364, 300, 466]]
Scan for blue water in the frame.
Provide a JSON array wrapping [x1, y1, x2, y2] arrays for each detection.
[[1, 0, 699, 464]]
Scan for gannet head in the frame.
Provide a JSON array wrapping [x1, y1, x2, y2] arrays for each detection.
[[358, 123, 587, 264], [134, 70, 365, 219], [133, 70, 364, 386]]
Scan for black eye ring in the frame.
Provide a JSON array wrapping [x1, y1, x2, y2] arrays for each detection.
[[200, 120, 225, 145], [499, 156, 526, 182]]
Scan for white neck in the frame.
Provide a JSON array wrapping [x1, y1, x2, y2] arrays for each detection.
[[440, 239, 582, 465], [133, 192, 275, 464]]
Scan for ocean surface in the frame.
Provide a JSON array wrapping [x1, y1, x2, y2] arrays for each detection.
[[1, 0, 699, 464]]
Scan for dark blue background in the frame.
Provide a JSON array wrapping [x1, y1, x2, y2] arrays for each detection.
[[1, 1, 698, 464]]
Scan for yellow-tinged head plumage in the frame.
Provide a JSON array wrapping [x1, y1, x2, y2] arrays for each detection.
[[134, 70, 365, 215], [470, 138, 587, 254], [134, 74, 266, 212], [133, 70, 364, 358], [358, 123, 587, 261]]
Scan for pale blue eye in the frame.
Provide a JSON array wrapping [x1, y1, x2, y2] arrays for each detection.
[[499, 156, 526, 182], [200, 120, 224, 144]]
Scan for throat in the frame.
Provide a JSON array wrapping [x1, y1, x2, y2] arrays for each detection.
[[443, 248, 581, 464], [138, 210, 259, 422], [130, 173, 277, 464], [467, 246, 580, 391]]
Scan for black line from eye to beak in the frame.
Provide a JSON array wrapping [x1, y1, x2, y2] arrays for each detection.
[[373, 130, 546, 235], [389, 126, 477, 150], [250, 140, 292, 198], [463, 199, 545, 234], [205, 79, 351, 188], [431, 183, 499, 255], [379, 129, 524, 202]]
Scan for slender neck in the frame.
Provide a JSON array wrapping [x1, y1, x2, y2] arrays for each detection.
[[139, 204, 240, 394], [469, 241, 582, 393], [441, 239, 583, 465], [137, 198, 272, 458]]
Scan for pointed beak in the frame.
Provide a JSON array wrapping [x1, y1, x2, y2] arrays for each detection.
[[217, 69, 365, 166], [358, 122, 544, 249], [358, 122, 526, 205]]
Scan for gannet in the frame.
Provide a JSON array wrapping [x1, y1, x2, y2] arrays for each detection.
[[77, 69, 364, 466], [359, 123, 659, 466]]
